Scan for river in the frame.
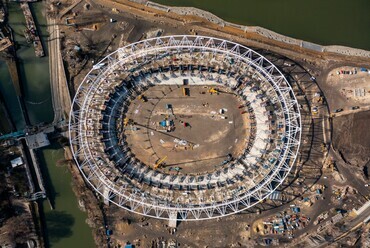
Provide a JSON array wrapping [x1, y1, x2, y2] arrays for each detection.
[[7, 2, 53, 125], [153, 0, 370, 51], [0, 62, 25, 130], [37, 143, 95, 248], [0, 2, 94, 247]]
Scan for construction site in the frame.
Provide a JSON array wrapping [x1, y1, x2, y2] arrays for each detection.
[[0, 0, 369, 247], [69, 35, 302, 220], [124, 84, 249, 174], [58, 0, 369, 247]]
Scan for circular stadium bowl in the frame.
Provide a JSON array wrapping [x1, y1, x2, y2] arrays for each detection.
[[69, 35, 301, 221]]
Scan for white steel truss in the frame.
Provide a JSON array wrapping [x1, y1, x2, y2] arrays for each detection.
[[69, 35, 302, 221]]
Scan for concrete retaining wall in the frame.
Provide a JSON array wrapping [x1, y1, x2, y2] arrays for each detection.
[[354, 200, 370, 216], [133, 0, 370, 59]]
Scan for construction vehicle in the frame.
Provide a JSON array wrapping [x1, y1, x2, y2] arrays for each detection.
[[166, 104, 175, 117], [320, 143, 327, 153], [312, 106, 318, 115], [154, 156, 167, 169], [182, 87, 190, 96], [124, 118, 129, 127], [208, 88, 219, 95], [123, 118, 137, 130], [123, 118, 134, 127], [138, 95, 147, 102], [324, 158, 336, 172]]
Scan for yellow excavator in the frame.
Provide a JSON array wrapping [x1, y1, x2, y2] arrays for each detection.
[[123, 118, 133, 127], [138, 95, 147, 102], [154, 156, 167, 169], [208, 88, 219, 95]]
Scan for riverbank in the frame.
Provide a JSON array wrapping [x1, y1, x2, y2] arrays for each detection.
[[46, 11, 104, 246], [5, 2, 53, 125], [139, 0, 370, 59], [0, 60, 25, 131], [149, 0, 370, 51], [36, 143, 96, 248], [20, 2, 44, 57], [77, 0, 370, 77], [0, 92, 14, 133], [1, 2, 96, 247], [64, 146, 107, 247]]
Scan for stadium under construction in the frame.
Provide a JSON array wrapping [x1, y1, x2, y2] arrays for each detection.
[[69, 35, 302, 221]]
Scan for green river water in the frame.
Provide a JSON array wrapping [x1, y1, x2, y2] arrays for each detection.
[[0, 2, 94, 247], [153, 0, 370, 51], [37, 144, 95, 248], [7, 2, 53, 125], [0, 62, 25, 130]]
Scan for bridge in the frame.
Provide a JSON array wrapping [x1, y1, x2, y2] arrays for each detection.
[[0, 130, 25, 140], [28, 191, 47, 201], [0, 120, 66, 142]]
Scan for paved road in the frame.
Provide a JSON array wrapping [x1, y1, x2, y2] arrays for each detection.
[[331, 105, 370, 118]]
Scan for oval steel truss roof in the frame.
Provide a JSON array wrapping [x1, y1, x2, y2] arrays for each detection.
[[69, 35, 301, 221]]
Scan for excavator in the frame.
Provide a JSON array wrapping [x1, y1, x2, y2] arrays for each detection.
[[138, 95, 147, 102], [154, 156, 167, 169], [208, 88, 219, 95], [123, 118, 133, 127]]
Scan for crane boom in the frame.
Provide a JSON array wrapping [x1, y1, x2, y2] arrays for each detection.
[[154, 156, 167, 169]]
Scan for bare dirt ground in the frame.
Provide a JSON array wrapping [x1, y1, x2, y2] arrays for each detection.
[[125, 85, 249, 174], [332, 110, 370, 180], [107, 204, 256, 248], [55, 0, 185, 91], [325, 66, 370, 110]]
